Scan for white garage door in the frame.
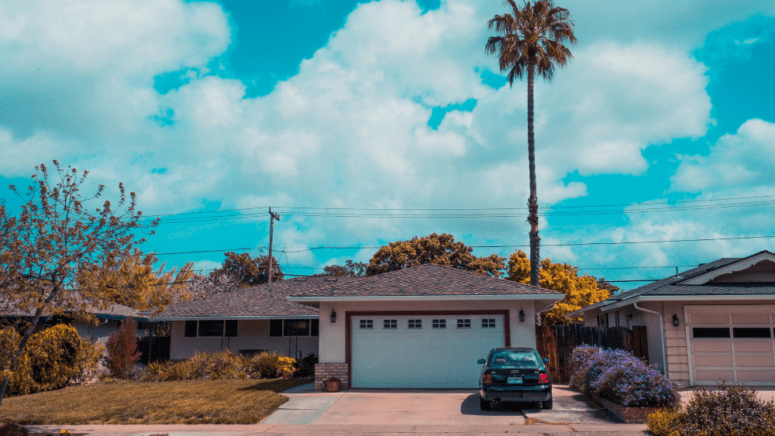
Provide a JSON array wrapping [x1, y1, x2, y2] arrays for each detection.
[[351, 314, 505, 388], [688, 306, 775, 386]]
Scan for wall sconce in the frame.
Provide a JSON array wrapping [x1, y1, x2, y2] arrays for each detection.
[[330, 309, 337, 324], [519, 309, 525, 323], [672, 314, 680, 327]]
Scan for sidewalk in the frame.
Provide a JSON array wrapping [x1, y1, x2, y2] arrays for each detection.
[[25, 423, 650, 435]]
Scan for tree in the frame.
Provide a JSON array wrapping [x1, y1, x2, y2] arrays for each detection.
[[210, 252, 284, 287], [0, 161, 156, 407], [79, 251, 195, 312], [366, 233, 505, 277], [486, 0, 576, 286], [104, 317, 141, 379], [317, 260, 367, 277], [185, 271, 241, 300], [507, 250, 608, 325]]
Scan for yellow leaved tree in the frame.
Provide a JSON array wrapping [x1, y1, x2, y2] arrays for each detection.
[[506, 250, 609, 325]]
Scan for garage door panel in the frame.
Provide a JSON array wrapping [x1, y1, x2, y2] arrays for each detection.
[[732, 313, 770, 324], [735, 355, 774, 367], [737, 370, 775, 382], [695, 369, 734, 382], [693, 314, 729, 324], [694, 355, 733, 367], [692, 340, 732, 353], [351, 314, 504, 389], [735, 341, 773, 353]]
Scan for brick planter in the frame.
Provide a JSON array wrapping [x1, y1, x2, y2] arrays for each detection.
[[314, 363, 348, 391], [591, 394, 664, 423]]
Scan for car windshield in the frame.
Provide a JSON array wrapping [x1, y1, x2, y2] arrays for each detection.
[[488, 350, 541, 368]]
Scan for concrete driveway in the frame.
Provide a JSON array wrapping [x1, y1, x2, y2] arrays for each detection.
[[264, 384, 618, 426]]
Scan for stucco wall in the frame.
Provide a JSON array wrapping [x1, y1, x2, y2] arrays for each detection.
[[318, 299, 546, 363], [169, 319, 318, 360]]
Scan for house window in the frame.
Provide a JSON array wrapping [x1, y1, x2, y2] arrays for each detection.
[[360, 319, 374, 329], [408, 319, 422, 329], [432, 319, 446, 329], [225, 320, 238, 337], [384, 319, 397, 329], [270, 319, 318, 337], [482, 319, 496, 328], [457, 319, 471, 329], [198, 320, 224, 337], [184, 320, 197, 337]]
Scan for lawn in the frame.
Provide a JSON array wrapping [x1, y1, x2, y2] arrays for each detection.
[[0, 378, 309, 425]]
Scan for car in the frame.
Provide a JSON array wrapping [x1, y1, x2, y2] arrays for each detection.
[[477, 347, 552, 410]]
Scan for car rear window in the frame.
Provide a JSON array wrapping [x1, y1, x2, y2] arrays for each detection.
[[488, 350, 541, 368]]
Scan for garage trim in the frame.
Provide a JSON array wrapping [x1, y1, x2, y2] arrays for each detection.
[[345, 310, 511, 389]]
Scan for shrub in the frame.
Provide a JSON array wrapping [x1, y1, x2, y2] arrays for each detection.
[[104, 318, 141, 379], [0, 423, 29, 436], [277, 356, 296, 376], [646, 409, 681, 436], [1, 324, 94, 397], [568, 345, 679, 408], [294, 353, 317, 378], [70, 339, 104, 386], [249, 352, 280, 378], [189, 351, 248, 380], [648, 382, 775, 436]]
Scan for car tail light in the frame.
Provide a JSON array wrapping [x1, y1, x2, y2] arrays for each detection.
[[482, 373, 493, 384], [538, 373, 550, 384]]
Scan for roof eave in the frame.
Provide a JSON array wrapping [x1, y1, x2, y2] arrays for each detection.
[[287, 294, 564, 303], [151, 314, 320, 321]]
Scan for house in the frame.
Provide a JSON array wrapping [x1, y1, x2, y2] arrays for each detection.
[[0, 300, 150, 346], [286, 263, 562, 390], [152, 276, 359, 360], [567, 250, 775, 388]]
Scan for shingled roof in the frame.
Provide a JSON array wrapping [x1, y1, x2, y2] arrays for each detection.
[[152, 276, 359, 320], [568, 251, 775, 316], [287, 263, 561, 300]]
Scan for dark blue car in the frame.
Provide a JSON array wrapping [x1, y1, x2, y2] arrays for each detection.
[[478, 347, 552, 410]]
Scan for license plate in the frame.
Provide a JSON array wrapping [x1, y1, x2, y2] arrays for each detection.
[[507, 376, 523, 384]]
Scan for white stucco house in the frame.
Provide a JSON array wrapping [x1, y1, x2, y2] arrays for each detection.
[[568, 250, 775, 388], [155, 263, 562, 390]]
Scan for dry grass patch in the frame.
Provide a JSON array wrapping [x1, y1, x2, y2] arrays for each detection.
[[0, 378, 308, 425]]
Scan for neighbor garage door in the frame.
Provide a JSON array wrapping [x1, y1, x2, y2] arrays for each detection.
[[351, 314, 505, 388], [688, 306, 775, 386]]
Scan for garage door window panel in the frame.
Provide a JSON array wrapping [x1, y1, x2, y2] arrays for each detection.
[[693, 327, 730, 338], [384, 319, 397, 329], [360, 319, 373, 329], [734, 328, 771, 338], [432, 319, 446, 329], [408, 319, 422, 329], [457, 319, 471, 329]]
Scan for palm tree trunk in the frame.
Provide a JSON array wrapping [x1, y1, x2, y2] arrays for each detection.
[[527, 65, 540, 286]]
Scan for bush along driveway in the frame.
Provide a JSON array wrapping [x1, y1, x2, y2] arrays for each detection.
[[0, 378, 309, 424]]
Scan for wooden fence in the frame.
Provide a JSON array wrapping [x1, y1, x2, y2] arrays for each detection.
[[535, 324, 633, 384]]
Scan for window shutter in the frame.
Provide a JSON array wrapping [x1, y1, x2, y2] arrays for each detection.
[[225, 320, 238, 337], [184, 321, 197, 337], [269, 319, 283, 337]]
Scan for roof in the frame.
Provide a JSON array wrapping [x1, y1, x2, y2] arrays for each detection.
[[0, 296, 144, 320], [288, 263, 561, 301], [568, 250, 775, 316], [152, 276, 360, 320]]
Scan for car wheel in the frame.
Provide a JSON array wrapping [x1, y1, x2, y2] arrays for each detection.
[[480, 397, 491, 411], [543, 398, 553, 410]]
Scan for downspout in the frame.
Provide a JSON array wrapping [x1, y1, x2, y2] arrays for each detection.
[[634, 302, 667, 376]]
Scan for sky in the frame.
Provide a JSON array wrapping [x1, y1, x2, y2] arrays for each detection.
[[1, 0, 775, 289]]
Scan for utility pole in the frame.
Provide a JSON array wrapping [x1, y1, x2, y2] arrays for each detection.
[[267, 207, 281, 285]]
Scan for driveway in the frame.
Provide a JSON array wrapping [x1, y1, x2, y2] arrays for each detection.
[[264, 384, 619, 426]]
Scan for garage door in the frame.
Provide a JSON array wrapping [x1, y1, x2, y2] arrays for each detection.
[[351, 314, 505, 388], [688, 306, 775, 386]]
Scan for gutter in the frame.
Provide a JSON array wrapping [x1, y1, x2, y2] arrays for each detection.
[[536, 302, 557, 326], [633, 302, 668, 375]]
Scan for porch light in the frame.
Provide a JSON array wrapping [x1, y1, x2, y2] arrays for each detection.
[[519, 309, 525, 323], [672, 314, 680, 327], [330, 309, 337, 324]]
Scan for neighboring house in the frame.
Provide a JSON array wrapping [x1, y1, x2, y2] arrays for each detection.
[[152, 276, 359, 360], [286, 263, 562, 390], [567, 250, 775, 388], [0, 301, 150, 346]]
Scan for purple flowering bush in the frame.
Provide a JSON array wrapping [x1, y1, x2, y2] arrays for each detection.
[[569, 345, 680, 407]]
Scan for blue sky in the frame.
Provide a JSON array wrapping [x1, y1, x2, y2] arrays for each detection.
[[1, 0, 775, 288]]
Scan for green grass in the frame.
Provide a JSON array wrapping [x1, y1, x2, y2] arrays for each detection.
[[0, 378, 309, 425]]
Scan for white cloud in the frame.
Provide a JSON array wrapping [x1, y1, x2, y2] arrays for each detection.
[[672, 119, 775, 191]]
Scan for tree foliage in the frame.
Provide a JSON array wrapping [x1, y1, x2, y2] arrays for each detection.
[[0, 161, 156, 407], [506, 250, 608, 325], [366, 233, 505, 277], [210, 252, 284, 287], [104, 317, 141, 380], [318, 260, 367, 277]]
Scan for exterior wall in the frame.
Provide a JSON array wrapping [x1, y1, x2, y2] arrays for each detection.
[[314, 363, 348, 391], [662, 301, 689, 387], [317, 299, 543, 364], [169, 319, 318, 360], [73, 319, 122, 346]]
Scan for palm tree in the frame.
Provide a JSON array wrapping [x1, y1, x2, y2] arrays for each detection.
[[485, 0, 576, 286]]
